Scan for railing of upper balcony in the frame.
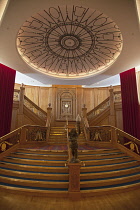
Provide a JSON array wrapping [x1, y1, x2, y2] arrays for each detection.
[[13, 88, 47, 122], [24, 95, 47, 121]]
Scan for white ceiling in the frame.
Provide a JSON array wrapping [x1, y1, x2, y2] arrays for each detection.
[[1, 0, 140, 86]]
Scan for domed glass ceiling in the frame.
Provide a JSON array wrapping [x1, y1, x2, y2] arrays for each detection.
[[17, 5, 123, 79]]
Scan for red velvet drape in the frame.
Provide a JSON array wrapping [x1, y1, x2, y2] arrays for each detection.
[[120, 68, 140, 139], [0, 63, 16, 137]]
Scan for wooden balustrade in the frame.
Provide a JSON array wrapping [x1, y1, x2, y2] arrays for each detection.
[[87, 97, 110, 121], [88, 125, 140, 159], [0, 124, 49, 159], [13, 87, 47, 127], [24, 95, 47, 121]]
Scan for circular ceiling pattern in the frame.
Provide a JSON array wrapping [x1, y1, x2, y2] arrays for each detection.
[[17, 5, 123, 79]]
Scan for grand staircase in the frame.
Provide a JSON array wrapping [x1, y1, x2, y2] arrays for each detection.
[[48, 125, 86, 144], [0, 145, 139, 197], [48, 127, 67, 144], [79, 148, 140, 195], [0, 147, 69, 196]]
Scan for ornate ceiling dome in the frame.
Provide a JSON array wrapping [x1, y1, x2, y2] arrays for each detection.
[[17, 5, 123, 79]]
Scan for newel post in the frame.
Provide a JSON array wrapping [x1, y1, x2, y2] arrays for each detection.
[[82, 105, 90, 141], [109, 86, 116, 126], [20, 126, 27, 144], [46, 104, 52, 141], [18, 84, 25, 127], [82, 106, 87, 118], [68, 162, 81, 199], [111, 126, 118, 145], [46, 104, 52, 127]]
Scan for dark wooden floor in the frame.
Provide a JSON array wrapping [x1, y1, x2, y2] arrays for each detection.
[[0, 188, 140, 210]]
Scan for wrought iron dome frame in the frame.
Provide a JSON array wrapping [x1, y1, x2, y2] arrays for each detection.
[[17, 5, 123, 79]]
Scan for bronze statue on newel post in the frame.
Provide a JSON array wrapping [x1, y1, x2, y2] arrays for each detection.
[[68, 115, 81, 163]]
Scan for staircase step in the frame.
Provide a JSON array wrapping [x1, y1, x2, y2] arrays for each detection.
[[0, 175, 68, 189], [3, 157, 67, 166], [81, 160, 139, 172], [0, 167, 69, 180], [17, 148, 67, 155], [0, 161, 68, 173], [10, 152, 68, 160], [80, 165, 140, 180], [80, 173, 140, 188], [81, 156, 134, 166]]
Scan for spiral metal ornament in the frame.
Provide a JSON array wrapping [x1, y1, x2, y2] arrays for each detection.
[[17, 5, 123, 78]]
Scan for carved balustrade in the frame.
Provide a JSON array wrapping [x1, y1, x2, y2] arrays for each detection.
[[116, 128, 140, 156], [26, 125, 47, 142], [89, 126, 111, 142], [13, 89, 20, 101], [114, 91, 122, 102], [0, 125, 49, 159], [87, 97, 110, 121], [0, 128, 21, 155], [24, 95, 47, 121]]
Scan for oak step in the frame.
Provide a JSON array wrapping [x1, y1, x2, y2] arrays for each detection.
[[10, 152, 68, 160], [0, 167, 69, 180], [80, 165, 140, 180], [3, 157, 67, 166], [0, 162, 68, 173], [80, 173, 140, 188], [0, 175, 69, 189]]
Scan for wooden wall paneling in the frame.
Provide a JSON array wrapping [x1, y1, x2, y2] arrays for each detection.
[[24, 85, 40, 107], [23, 115, 36, 126], [11, 102, 19, 131], [39, 87, 50, 112], [76, 87, 83, 118]]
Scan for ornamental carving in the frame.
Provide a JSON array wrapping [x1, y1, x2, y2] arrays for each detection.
[[17, 5, 123, 78]]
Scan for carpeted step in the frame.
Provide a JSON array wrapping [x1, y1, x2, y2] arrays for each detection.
[[3, 156, 67, 166], [10, 152, 68, 160]]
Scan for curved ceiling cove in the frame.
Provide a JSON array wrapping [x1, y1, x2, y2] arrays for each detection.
[[17, 5, 123, 79]]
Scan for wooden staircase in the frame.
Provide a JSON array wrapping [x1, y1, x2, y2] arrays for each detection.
[[48, 127, 67, 144], [79, 148, 140, 196], [0, 146, 139, 197], [0, 147, 69, 197], [48, 125, 86, 144]]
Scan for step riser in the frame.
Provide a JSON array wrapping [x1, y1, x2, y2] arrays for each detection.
[[3, 158, 67, 166], [81, 157, 134, 166], [80, 175, 140, 188], [17, 149, 67, 155], [0, 163, 68, 173], [79, 154, 127, 160], [80, 167, 140, 180], [10, 154, 67, 160], [81, 162, 139, 172], [0, 177, 69, 189], [0, 169, 69, 180]]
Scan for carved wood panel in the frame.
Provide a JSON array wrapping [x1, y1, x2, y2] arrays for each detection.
[[57, 88, 76, 120]]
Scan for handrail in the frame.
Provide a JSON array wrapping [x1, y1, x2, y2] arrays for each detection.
[[89, 125, 140, 155], [0, 125, 49, 158], [65, 117, 72, 162], [24, 95, 47, 120]]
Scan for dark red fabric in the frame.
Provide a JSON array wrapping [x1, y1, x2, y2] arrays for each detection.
[[120, 68, 140, 139], [0, 63, 16, 137]]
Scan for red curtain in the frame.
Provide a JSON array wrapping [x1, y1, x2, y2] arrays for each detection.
[[0, 63, 16, 137], [120, 68, 140, 139]]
